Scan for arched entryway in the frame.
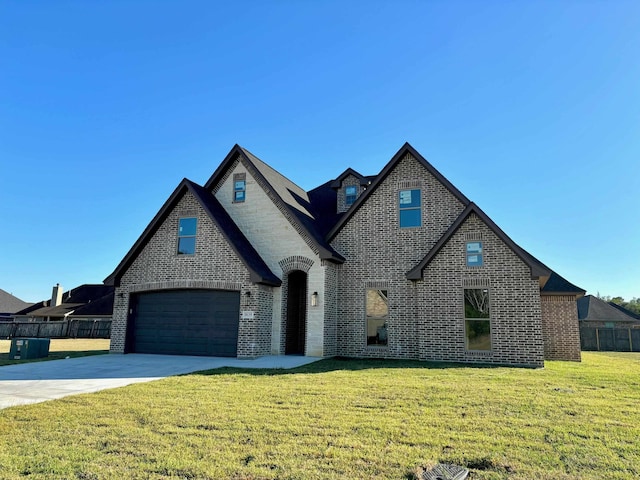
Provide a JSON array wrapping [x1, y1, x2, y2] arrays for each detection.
[[285, 270, 307, 355]]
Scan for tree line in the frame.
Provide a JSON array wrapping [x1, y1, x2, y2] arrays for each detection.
[[596, 294, 640, 316]]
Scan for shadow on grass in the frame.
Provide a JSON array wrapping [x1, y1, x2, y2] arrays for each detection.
[[191, 356, 519, 378], [0, 349, 108, 367]]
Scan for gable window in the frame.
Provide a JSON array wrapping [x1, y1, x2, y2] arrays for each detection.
[[466, 241, 483, 267], [366, 289, 388, 346], [399, 189, 421, 228], [345, 185, 357, 206], [464, 288, 491, 351], [177, 217, 197, 255], [233, 173, 246, 203]]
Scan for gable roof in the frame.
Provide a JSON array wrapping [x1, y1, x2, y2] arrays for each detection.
[[577, 295, 640, 323], [329, 168, 370, 189], [327, 142, 470, 241], [0, 289, 32, 314], [108, 178, 281, 287], [406, 202, 551, 281], [204, 145, 344, 263]]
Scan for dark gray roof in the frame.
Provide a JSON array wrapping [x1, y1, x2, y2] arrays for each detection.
[[329, 168, 369, 189], [406, 202, 551, 281], [0, 289, 32, 314], [540, 271, 585, 296], [14, 284, 115, 318], [108, 178, 281, 287], [577, 295, 640, 323], [608, 302, 640, 320], [204, 145, 344, 263]]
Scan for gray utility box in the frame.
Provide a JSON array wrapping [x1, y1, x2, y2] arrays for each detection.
[[9, 338, 51, 360]]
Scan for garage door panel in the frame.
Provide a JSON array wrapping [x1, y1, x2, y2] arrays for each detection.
[[129, 289, 240, 356]]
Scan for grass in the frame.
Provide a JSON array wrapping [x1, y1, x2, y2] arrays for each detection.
[[0, 338, 110, 366], [0, 352, 639, 479]]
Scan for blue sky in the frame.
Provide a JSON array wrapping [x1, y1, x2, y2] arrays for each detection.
[[1, 1, 638, 303]]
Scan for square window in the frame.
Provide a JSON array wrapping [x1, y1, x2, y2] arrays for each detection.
[[345, 185, 357, 206], [399, 189, 421, 228], [177, 217, 197, 255], [366, 289, 388, 346], [464, 288, 491, 350]]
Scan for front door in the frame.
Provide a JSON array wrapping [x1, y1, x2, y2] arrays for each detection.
[[285, 270, 307, 355]]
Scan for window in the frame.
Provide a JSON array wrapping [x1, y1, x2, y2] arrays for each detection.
[[177, 217, 197, 255], [464, 288, 491, 350], [345, 185, 357, 206], [399, 189, 421, 227], [466, 241, 483, 267], [366, 289, 388, 346], [233, 173, 246, 203]]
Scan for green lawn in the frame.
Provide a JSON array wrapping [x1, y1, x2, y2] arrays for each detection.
[[0, 338, 110, 366], [0, 352, 639, 479]]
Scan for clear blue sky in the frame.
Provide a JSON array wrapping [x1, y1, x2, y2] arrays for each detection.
[[1, 1, 638, 303]]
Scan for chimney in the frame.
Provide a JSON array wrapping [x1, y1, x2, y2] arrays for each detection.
[[51, 283, 63, 307]]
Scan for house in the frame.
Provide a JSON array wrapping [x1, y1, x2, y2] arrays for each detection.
[[108, 143, 585, 367], [13, 284, 114, 323], [0, 289, 32, 321], [577, 295, 640, 351]]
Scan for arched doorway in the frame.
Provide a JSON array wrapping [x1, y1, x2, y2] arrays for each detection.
[[285, 270, 307, 355]]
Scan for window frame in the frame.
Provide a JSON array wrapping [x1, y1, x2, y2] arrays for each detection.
[[366, 288, 389, 347], [177, 217, 197, 255], [345, 185, 357, 206], [466, 241, 484, 267], [463, 287, 492, 351], [398, 188, 422, 228], [233, 173, 246, 203]]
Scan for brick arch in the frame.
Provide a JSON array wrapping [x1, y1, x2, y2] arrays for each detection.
[[279, 255, 314, 274]]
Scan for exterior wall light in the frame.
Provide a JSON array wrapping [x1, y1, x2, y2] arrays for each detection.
[[311, 291, 319, 307]]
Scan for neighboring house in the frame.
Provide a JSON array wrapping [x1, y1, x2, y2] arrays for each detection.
[[108, 143, 585, 367], [577, 295, 640, 351], [0, 289, 33, 321], [13, 284, 114, 323]]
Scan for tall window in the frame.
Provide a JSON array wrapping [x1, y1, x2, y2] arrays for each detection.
[[233, 173, 246, 203], [345, 185, 357, 206], [399, 189, 421, 228], [466, 241, 483, 267], [366, 289, 388, 346], [177, 217, 197, 255], [464, 288, 491, 350]]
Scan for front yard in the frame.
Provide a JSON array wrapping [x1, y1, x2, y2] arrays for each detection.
[[0, 352, 638, 479], [0, 338, 110, 366]]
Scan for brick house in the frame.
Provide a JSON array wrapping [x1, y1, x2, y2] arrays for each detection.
[[108, 143, 584, 367]]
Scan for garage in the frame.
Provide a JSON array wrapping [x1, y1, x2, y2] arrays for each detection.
[[127, 289, 240, 357]]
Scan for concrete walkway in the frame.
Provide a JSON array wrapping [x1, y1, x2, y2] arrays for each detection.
[[0, 354, 321, 410]]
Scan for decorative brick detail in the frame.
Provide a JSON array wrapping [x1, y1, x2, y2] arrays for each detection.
[[541, 295, 581, 361], [279, 256, 314, 274]]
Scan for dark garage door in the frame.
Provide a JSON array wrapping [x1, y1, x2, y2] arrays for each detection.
[[129, 289, 240, 357]]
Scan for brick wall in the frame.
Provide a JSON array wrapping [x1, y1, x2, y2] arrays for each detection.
[[541, 295, 581, 361], [110, 190, 274, 358], [331, 153, 466, 359], [419, 214, 544, 367], [336, 175, 365, 213]]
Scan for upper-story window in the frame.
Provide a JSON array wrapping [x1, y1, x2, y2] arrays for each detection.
[[399, 189, 421, 228], [177, 217, 197, 255], [233, 173, 246, 203], [466, 241, 483, 267], [345, 185, 357, 207]]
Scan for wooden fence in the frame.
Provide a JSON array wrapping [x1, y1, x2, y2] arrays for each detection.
[[0, 319, 111, 339], [580, 327, 640, 352]]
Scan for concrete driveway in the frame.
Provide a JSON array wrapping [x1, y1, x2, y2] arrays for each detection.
[[0, 353, 321, 410]]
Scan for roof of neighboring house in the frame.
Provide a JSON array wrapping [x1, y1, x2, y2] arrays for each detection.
[[608, 302, 640, 320], [204, 145, 345, 264], [109, 178, 282, 287], [0, 289, 33, 314], [577, 295, 640, 323], [13, 284, 115, 318], [406, 202, 552, 281]]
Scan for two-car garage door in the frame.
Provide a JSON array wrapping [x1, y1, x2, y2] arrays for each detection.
[[128, 289, 240, 357]]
